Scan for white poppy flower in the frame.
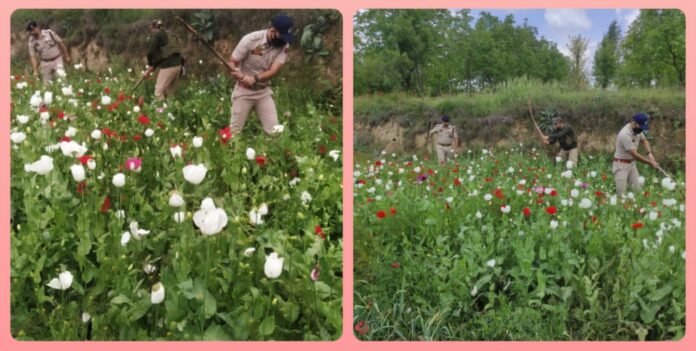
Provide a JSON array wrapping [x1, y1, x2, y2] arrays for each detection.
[[143, 264, 157, 274], [486, 259, 496, 268], [578, 198, 592, 209], [120, 232, 131, 246], [65, 126, 77, 137], [649, 211, 658, 221], [610, 196, 617, 206], [101, 95, 112, 105], [144, 128, 154, 137], [24, 155, 54, 175], [289, 177, 301, 187], [301, 191, 312, 205], [47, 270, 73, 290], [243, 247, 256, 257], [192, 136, 203, 148], [62, 86, 73, 96], [246, 147, 256, 160], [500, 205, 511, 214], [561, 170, 572, 178], [87, 159, 96, 170], [151, 282, 165, 304], [258, 203, 269, 216], [11, 132, 26, 144], [475, 211, 482, 219], [129, 221, 150, 239], [70, 164, 86, 182], [43, 91, 53, 105], [81, 312, 91, 323], [30, 92, 43, 107], [112, 173, 125, 187], [170, 145, 182, 158], [59, 140, 88, 157], [249, 209, 264, 226], [17, 115, 30, 124], [182, 164, 207, 185], [484, 194, 493, 201], [90, 129, 102, 139], [264, 252, 284, 279], [169, 191, 184, 207], [566, 160, 574, 169], [328, 150, 340, 161], [471, 285, 478, 296], [661, 177, 676, 191], [550, 220, 559, 229], [271, 124, 285, 133], [193, 197, 228, 235], [173, 212, 186, 223], [133, 105, 141, 113], [39, 111, 50, 124], [570, 189, 579, 198]]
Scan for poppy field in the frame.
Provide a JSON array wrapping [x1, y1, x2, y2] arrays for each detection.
[[10, 67, 342, 340], [353, 147, 685, 340]]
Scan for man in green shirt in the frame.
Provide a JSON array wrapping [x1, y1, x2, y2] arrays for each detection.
[[543, 117, 579, 168], [143, 19, 183, 100]]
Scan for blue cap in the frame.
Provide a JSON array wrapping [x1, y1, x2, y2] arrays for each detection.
[[441, 115, 450, 122], [632, 113, 649, 131], [271, 15, 295, 44], [26, 20, 38, 32]]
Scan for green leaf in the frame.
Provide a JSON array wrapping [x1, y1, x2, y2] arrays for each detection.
[[647, 284, 673, 301], [204, 291, 217, 319], [110, 294, 132, 305], [259, 316, 275, 336], [203, 324, 230, 340]]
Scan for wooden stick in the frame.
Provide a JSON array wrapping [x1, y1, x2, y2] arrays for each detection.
[[527, 97, 546, 142]]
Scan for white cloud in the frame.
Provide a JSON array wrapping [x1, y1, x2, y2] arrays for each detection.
[[615, 9, 640, 31], [545, 9, 592, 31]]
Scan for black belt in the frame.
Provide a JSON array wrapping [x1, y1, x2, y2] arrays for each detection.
[[438, 143, 451, 146], [41, 55, 61, 62]]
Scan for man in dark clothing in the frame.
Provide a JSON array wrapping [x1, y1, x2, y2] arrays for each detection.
[[543, 117, 579, 168], [143, 19, 183, 99]]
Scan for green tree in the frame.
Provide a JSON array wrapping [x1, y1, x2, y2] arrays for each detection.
[[619, 9, 685, 88], [593, 20, 621, 89], [567, 34, 589, 89]]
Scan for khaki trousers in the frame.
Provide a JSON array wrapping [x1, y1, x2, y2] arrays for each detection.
[[436, 144, 453, 163], [39, 57, 64, 85], [155, 66, 182, 99], [557, 147, 579, 168], [613, 161, 641, 196], [230, 89, 279, 135]]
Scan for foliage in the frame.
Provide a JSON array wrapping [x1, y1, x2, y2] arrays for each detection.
[[353, 147, 685, 340], [593, 21, 621, 89], [10, 67, 342, 340]]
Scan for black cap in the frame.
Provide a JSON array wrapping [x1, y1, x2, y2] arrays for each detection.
[[271, 15, 295, 44], [26, 20, 38, 32], [441, 115, 450, 122]]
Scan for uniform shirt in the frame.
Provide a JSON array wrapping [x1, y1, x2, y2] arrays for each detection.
[[614, 123, 645, 160], [147, 30, 182, 69], [231, 29, 288, 98], [547, 125, 578, 151], [28, 29, 62, 61], [429, 123, 458, 146]]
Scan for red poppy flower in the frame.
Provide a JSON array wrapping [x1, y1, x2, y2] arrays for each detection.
[[255, 155, 266, 167], [329, 134, 338, 142], [104, 87, 111, 94], [314, 225, 326, 240], [494, 188, 504, 199], [100, 196, 111, 213], [57, 111, 65, 120], [137, 114, 150, 125], [117, 91, 126, 102], [595, 191, 604, 197], [318, 145, 327, 155], [546, 206, 557, 215], [427, 169, 434, 175], [218, 126, 232, 144], [523, 207, 531, 217], [390, 207, 396, 216], [76, 181, 87, 194], [391, 262, 400, 269], [78, 155, 93, 165], [357, 179, 366, 185], [354, 321, 369, 336], [632, 222, 644, 230], [375, 160, 382, 167], [59, 136, 72, 143], [454, 178, 461, 186], [157, 121, 166, 129], [132, 134, 142, 142], [376, 210, 386, 219], [549, 190, 558, 197], [366, 197, 374, 203], [485, 177, 493, 183]]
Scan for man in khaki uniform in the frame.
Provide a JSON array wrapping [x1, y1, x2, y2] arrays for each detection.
[[613, 113, 659, 196], [227, 14, 294, 135], [428, 115, 459, 163], [144, 20, 183, 100], [543, 117, 579, 168], [26, 21, 71, 85]]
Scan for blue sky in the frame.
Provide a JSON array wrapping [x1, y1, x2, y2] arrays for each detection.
[[469, 9, 640, 73]]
